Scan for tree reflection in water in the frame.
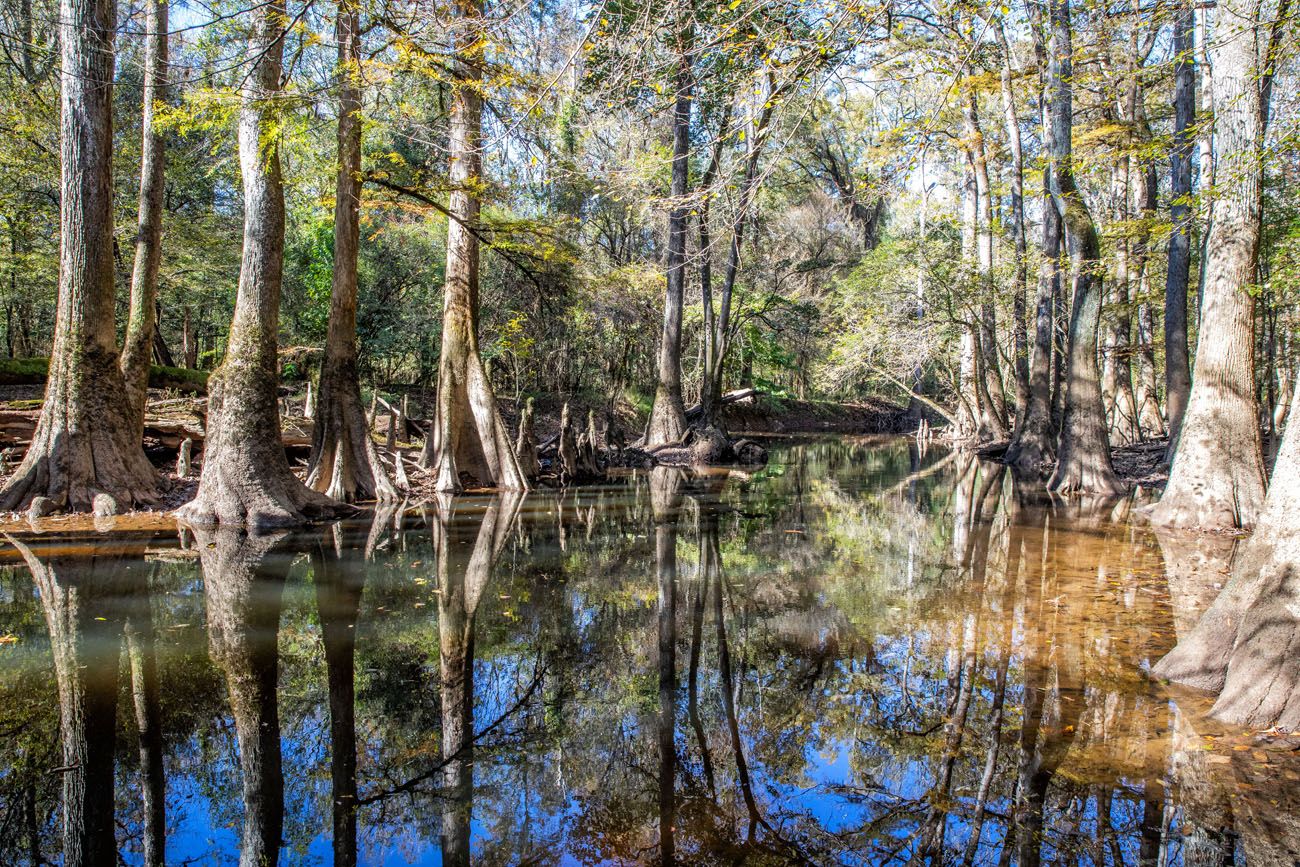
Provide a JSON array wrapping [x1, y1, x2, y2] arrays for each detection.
[[4, 439, 1300, 864]]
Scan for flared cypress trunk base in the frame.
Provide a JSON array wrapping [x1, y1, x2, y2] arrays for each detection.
[[308, 360, 399, 503], [178, 366, 344, 528], [0, 346, 159, 514]]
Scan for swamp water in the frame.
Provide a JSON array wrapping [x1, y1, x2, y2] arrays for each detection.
[[0, 437, 1296, 865]]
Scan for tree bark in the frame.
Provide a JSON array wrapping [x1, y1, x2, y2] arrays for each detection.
[[1150, 0, 1267, 530], [1154, 372, 1300, 728], [1045, 0, 1122, 496], [418, 0, 527, 493], [645, 16, 693, 447], [121, 0, 168, 436], [997, 22, 1031, 423], [307, 0, 399, 504], [176, 0, 342, 527], [0, 0, 159, 514]]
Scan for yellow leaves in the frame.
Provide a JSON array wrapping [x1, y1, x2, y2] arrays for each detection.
[[0, 633, 17, 645]]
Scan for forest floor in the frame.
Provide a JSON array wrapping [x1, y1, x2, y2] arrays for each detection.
[[977, 436, 1171, 490]]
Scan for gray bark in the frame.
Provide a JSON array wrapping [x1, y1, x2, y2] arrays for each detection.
[[307, 0, 399, 504], [0, 0, 159, 513], [121, 0, 168, 435], [1046, 0, 1122, 496], [1151, 0, 1268, 529], [645, 15, 693, 447], [419, 0, 527, 492], [176, 0, 342, 527]]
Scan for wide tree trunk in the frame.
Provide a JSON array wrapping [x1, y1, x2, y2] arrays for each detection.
[[307, 0, 398, 503], [1005, 187, 1060, 475], [1154, 372, 1300, 728], [1150, 0, 1267, 530], [200, 528, 292, 867], [176, 0, 341, 528], [0, 0, 159, 514], [645, 19, 693, 447], [1045, 0, 1122, 496], [121, 0, 168, 436], [419, 0, 526, 492]]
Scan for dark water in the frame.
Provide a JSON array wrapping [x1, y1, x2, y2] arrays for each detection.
[[0, 438, 1294, 865]]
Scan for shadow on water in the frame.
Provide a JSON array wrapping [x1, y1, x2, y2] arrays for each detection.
[[1, 437, 1298, 864]]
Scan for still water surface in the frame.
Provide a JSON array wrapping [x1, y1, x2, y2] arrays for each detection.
[[0, 438, 1294, 865]]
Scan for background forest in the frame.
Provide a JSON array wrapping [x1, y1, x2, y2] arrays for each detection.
[[3, 0, 1294, 433]]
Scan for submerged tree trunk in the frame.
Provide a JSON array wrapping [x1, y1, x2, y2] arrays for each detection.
[[1150, 0, 1268, 530], [419, 0, 526, 493], [176, 0, 340, 527], [0, 0, 159, 514], [645, 19, 693, 447], [1045, 0, 1122, 496], [307, 0, 398, 504], [1155, 370, 1300, 728], [200, 528, 292, 867], [121, 0, 168, 437]]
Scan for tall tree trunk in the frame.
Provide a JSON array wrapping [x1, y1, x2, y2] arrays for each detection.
[[0, 0, 159, 514], [1150, 0, 1267, 530], [200, 528, 291, 867], [1132, 154, 1166, 437], [121, 0, 168, 436], [698, 100, 731, 427], [1046, 0, 1122, 496], [998, 22, 1031, 423], [1164, 0, 1196, 450], [702, 90, 777, 428], [419, 0, 527, 492], [645, 18, 693, 447], [1106, 162, 1141, 447], [1006, 12, 1061, 475], [307, 0, 398, 503], [176, 0, 341, 527], [966, 88, 1008, 439]]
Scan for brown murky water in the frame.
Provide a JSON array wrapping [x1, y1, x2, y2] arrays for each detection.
[[0, 437, 1294, 865]]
